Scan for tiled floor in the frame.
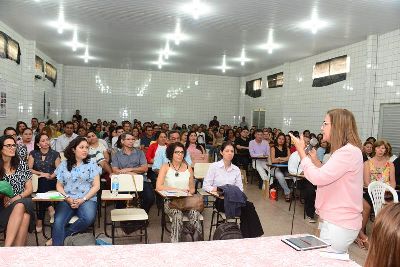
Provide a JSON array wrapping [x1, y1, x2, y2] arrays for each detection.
[[19, 181, 367, 265]]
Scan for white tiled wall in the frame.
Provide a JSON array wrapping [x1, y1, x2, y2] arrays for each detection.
[[239, 40, 374, 140], [62, 66, 240, 125], [0, 21, 62, 133], [373, 29, 400, 136]]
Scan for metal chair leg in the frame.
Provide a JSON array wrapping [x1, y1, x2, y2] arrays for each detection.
[[112, 222, 115, 245], [208, 209, 216, 240]]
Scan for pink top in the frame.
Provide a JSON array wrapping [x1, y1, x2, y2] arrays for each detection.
[[18, 140, 34, 155], [187, 144, 208, 164], [300, 143, 363, 231]]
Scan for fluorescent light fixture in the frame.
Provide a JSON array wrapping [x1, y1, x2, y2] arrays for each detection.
[[164, 38, 170, 59], [83, 44, 89, 63], [72, 26, 79, 51], [181, 0, 211, 20], [259, 29, 281, 54], [157, 50, 164, 69], [174, 18, 182, 45], [299, 8, 328, 34], [234, 47, 251, 66], [57, 6, 65, 34]]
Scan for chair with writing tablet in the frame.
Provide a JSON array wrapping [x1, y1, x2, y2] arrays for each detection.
[[110, 174, 148, 244], [194, 163, 213, 207]]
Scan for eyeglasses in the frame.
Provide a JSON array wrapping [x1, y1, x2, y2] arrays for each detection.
[[174, 151, 184, 155], [4, 144, 17, 149], [322, 121, 332, 127]]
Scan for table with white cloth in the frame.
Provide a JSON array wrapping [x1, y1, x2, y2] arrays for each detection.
[[0, 235, 360, 267]]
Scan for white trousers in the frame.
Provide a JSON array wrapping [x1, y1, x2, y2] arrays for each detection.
[[319, 220, 359, 253]]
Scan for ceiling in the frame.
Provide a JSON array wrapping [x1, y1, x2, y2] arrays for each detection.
[[1, 0, 400, 77]]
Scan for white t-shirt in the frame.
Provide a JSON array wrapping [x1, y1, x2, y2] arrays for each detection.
[[55, 133, 78, 152]]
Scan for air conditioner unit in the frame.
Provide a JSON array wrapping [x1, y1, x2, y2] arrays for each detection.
[[34, 69, 43, 80]]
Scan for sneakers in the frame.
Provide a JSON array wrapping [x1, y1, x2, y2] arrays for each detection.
[[306, 216, 317, 223]]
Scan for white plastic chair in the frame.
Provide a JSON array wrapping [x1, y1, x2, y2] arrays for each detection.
[[110, 174, 148, 244], [368, 181, 399, 216]]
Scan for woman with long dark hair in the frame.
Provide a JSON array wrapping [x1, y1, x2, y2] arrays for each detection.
[[290, 109, 363, 253], [52, 137, 100, 246], [270, 132, 291, 201], [0, 135, 35, 246], [28, 133, 61, 232], [185, 131, 208, 165]]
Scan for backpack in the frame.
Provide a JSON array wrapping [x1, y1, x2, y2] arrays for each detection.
[[64, 233, 96, 246], [212, 222, 243, 240], [179, 223, 204, 242]]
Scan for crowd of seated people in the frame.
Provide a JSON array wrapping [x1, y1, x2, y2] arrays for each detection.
[[0, 111, 399, 249]]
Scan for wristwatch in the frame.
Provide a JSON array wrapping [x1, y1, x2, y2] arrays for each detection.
[[83, 197, 87, 202]]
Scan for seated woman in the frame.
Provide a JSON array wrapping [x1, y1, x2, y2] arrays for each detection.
[[364, 203, 400, 267], [270, 133, 292, 201], [362, 141, 373, 162], [145, 131, 167, 164], [180, 131, 188, 145], [18, 128, 35, 155], [86, 130, 112, 175], [156, 142, 201, 243], [0, 135, 35, 246], [203, 141, 243, 193], [355, 140, 396, 249], [28, 133, 61, 232], [185, 131, 208, 165], [52, 137, 100, 246]]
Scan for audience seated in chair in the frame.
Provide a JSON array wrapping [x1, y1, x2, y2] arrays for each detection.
[[111, 133, 154, 213], [249, 129, 270, 189], [156, 142, 201, 243], [52, 137, 100, 246], [355, 140, 396, 249], [28, 133, 61, 233], [0, 135, 35, 246]]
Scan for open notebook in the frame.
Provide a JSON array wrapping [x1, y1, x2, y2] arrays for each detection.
[[35, 192, 65, 199], [281, 235, 330, 251], [158, 190, 191, 197]]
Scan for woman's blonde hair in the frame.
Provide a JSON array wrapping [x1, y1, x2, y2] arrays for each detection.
[[326, 109, 362, 153], [365, 203, 400, 267]]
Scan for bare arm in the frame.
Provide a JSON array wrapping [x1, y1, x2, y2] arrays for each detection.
[[363, 161, 371, 187], [389, 162, 396, 188]]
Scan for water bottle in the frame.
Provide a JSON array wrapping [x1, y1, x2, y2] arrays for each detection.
[[111, 176, 119, 196]]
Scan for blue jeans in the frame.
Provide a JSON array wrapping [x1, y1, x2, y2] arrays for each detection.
[[52, 200, 97, 246]]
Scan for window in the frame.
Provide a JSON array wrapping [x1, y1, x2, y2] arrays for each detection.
[[7, 37, 21, 64], [378, 104, 400, 156], [267, 72, 283, 88], [0, 32, 6, 59], [0, 31, 21, 64], [35, 56, 44, 72], [312, 55, 349, 87], [45, 62, 57, 86], [245, 78, 262, 98]]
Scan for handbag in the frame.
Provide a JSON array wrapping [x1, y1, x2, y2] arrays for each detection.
[[0, 180, 14, 198], [169, 195, 204, 212]]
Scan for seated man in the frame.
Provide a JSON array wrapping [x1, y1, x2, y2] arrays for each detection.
[[140, 125, 155, 153], [111, 133, 154, 213], [55, 121, 78, 152], [234, 128, 250, 167], [249, 129, 270, 189]]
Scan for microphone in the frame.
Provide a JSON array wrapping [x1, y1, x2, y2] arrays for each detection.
[[305, 137, 319, 154]]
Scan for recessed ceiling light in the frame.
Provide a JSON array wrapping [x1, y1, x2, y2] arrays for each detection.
[[216, 54, 232, 73], [181, 0, 211, 20], [299, 8, 329, 34]]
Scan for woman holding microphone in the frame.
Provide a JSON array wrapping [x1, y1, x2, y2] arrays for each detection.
[[289, 109, 363, 253]]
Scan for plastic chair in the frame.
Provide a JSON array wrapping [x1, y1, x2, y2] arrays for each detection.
[[368, 181, 399, 216]]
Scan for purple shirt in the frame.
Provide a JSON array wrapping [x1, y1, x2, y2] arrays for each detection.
[[249, 139, 270, 157], [202, 160, 243, 192]]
